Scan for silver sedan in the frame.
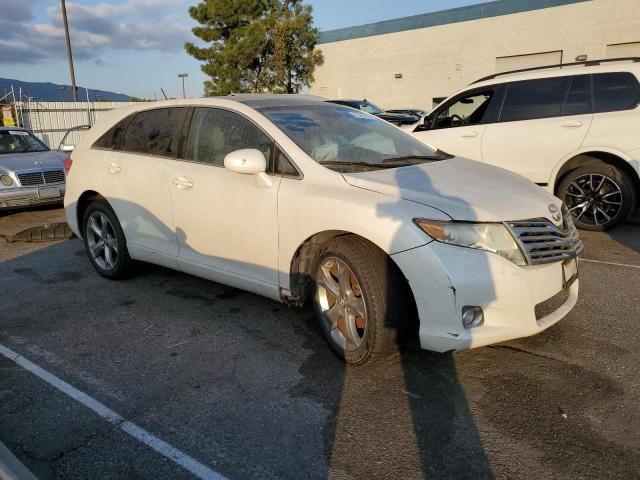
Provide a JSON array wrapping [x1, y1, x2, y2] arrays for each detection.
[[0, 127, 67, 210]]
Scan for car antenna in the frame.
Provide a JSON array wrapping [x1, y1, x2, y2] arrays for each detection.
[[160, 88, 168, 100]]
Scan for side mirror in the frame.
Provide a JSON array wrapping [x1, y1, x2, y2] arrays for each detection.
[[224, 148, 267, 175], [60, 144, 75, 153]]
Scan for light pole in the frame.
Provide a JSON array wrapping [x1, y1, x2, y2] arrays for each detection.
[[60, 0, 78, 102], [178, 73, 188, 99]]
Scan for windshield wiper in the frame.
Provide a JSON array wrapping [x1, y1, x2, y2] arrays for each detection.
[[318, 161, 396, 169], [381, 155, 443, 164]]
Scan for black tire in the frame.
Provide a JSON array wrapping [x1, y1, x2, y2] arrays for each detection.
[[558, 162, 635, 232], [82, 200, 133, 279], [313, 235, 408, 365]]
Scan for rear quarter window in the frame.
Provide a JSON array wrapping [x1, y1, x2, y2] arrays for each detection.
[[593, 72, 640, 113]]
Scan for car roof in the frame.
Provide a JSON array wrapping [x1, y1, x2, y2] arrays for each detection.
[[0, 126, 27, 132], [227, 94, 326, 108], [471, 58, 640, 90]]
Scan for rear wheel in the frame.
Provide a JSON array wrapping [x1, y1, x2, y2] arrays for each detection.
[[82, 201, 133, 279], [559, 163, 635, 231], [313, 236, 404, 365]]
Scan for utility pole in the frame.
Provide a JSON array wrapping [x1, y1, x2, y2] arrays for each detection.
[[178, 73, 188, 99], [61, 0, 78, 102]]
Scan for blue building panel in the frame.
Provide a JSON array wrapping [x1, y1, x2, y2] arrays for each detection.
[[318, 0, 591, 44]]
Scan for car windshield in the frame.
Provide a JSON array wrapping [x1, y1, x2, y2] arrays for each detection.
[[0, 130, 49, 154], [352, 101, 384, 115], [260, 104, 446, 171]]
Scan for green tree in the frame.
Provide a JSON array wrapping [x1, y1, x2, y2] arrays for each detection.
[[185, 0, 323, 96]]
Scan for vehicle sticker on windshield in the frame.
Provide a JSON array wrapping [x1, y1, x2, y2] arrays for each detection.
[[9, 130, 28, 135]]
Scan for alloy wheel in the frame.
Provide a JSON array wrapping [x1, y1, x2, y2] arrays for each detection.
[[315, 257, 368, 352], [86, 211, 119, 271], [564, 173, 623, 228]]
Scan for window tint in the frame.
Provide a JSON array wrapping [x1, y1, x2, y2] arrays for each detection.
[[593, 72, 640, 113], [121, 108, 186, 157], [184, 108, 272, 166], [562, 75, 592, 116], [500, 77, 570, 122], [434, 90, 495, 129], [274, 149, 299, 177], [93, 117, 130, 150]]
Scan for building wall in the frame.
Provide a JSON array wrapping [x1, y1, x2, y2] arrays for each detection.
[[309, 0, 640, 110]]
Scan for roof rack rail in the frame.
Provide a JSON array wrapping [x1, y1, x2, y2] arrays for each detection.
[[472, 57, 640, 84]]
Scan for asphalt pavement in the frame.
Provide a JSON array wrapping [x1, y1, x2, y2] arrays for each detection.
[[0, 207, 638, 479]]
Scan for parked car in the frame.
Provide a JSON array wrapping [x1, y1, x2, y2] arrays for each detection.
[[387, 108, 429, 121], [65, 96, 582, 365], [0, 127, 68, 210], [412, 57, 640, 231], [327, 99, 419, 130]]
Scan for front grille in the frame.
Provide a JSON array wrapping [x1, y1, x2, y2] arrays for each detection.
[[43, 170, 65, 184], [17, 172, 45, 186], [507, 213, 584, 265], [17, 169, 65, 187]]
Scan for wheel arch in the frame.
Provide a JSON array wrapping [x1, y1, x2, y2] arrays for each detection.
[[76, 190, 107, 237], [553, 151, 640, 199], [287, 230, 419, 326]]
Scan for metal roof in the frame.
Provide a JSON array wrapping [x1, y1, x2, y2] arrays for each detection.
[[318, 0, 591, 44]]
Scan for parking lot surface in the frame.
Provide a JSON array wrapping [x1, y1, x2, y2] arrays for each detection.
[[1, 207, 639, 479]]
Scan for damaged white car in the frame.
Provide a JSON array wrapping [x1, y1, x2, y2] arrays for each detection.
[[64, 96, 582, 365]]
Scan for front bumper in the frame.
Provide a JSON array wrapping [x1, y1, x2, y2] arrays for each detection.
[[392, 242, 579, 352], [0, 185, 66, 209]]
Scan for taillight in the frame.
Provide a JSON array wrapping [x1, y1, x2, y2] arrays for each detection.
[[64, 156, 73, 174]]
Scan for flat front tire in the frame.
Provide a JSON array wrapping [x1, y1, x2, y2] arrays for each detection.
[[82, 201, 133, 279], [313, 236, 405, 365]]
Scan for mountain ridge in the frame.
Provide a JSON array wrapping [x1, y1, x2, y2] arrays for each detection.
[[0, 78, 134, 102]]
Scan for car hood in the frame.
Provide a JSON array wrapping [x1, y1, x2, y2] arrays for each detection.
[[377, 112, 418, 125], [0, 151, 65, 173], [342, 157, 562, 223]]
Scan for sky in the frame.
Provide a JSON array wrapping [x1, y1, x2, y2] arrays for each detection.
[[1, 0, 488, 99]]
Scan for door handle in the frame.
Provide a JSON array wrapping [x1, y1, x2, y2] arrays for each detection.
[[461, 131, 479, 138], [108, 163, 121, 174], [561, 120, 583, 129], [172, 177, 193, 190]]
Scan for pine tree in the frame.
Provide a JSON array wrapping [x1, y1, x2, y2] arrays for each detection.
[[185, 0, 323, 96]]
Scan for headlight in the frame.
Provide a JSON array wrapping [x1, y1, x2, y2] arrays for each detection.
[[414, 219, 527, 266], [0, 174, 13, 186]]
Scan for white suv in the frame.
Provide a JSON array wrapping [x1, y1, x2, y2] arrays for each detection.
[[64, 96, 582, 364], [412, 58, 640, 231]]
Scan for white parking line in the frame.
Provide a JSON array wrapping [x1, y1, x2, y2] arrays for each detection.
[[0, 343, 227, 480], [580, 258, 640, 269]]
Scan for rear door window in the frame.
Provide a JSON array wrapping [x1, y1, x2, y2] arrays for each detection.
[[593, 72, 640, 113], [562, 75, 592, 116], [120, 108, 186, 157], [93, 116, 131, 150], [183, 108, 272, 167], [500, 77, 571, 122]]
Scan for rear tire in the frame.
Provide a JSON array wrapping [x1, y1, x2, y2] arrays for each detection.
[[313, 236, 406, 366], [82, 201, 133, 279], [558, 163, 635, 231]]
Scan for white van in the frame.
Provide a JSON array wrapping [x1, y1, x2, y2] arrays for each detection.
[[412, 58, 640, 231]]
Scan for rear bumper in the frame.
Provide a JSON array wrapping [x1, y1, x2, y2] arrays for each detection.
[[0, 185, 65, 209], [392, 242, 579, 352]]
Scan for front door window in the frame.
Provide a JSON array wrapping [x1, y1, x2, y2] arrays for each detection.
[[433, 91, 495, 129]]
